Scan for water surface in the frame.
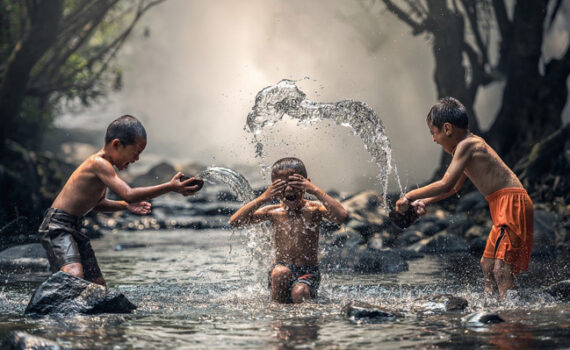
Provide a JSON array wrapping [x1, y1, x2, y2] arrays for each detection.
[[1, 229, 569, 349]]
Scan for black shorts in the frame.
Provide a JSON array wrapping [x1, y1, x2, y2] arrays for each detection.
[[268, 263, 321, 300], [38, 208, 102, 281]]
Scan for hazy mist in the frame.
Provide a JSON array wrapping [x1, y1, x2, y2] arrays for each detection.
[[56, 0, 570, 193]]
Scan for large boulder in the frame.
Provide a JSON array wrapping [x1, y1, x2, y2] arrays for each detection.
[[0, 331, 61, 350], [342, 301, 400, 323], [408, 231, 469, 254], [0, 243, 49, 273], [545, 280, 570, 301], [25, 271, 136, 315]]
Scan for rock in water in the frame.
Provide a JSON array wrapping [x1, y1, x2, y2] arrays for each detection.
[[342, 301, 400, 323], [545, 280, 570, 301], [0, 243, 49, 273], [413, 294, 468, 313], [25, 271, 136, 315], [462, 312, 505, 326], [1, 331, 61, 350]]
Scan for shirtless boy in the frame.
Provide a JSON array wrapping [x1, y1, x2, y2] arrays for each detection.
[[230, 157, 348, 303], [39, 115, 202, 286], [395, 97, 533, 299]]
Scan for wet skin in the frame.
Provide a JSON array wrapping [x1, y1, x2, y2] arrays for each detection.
[[395, 120, 525, 299], [230, 168, 348, 303], [51, 136, 202, 285]]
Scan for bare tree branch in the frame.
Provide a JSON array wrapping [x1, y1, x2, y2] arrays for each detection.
[[461, 0, 489, 66], [548, 0, 563, 30], [492, 0, 511, 40], [29, 0, 166, 98], [381, 0, 428, 35]]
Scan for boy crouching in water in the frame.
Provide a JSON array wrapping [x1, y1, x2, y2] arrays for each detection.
[[39, 115, 202, 286], [395, 97, 533, 299], [230, 157, 348, 303]]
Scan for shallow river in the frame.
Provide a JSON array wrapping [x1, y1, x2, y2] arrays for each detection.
[[1, 229, 569, 349]]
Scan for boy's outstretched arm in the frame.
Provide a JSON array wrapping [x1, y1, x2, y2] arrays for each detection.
[[94, 157, 200, 203], [421, 173, 467, 206], [229, 179, 286, 227], [288, 174, 349, 224], [396, 140, 473, 213], [93, 198, 152, 215]]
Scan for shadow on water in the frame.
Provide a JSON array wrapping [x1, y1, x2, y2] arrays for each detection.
[[1, 229, 569, 349]]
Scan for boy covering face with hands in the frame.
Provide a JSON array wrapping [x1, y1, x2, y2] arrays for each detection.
[[230, 157, 348, 303]]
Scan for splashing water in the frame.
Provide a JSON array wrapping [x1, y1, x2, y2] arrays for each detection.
[[246, 79, 403, 205], [198, 167, 274, 281], [198, 167, 256, 203]]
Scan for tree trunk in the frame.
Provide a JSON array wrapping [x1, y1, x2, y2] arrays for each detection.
[[486, 0, 555, 165], [0, 1, 62, 152]]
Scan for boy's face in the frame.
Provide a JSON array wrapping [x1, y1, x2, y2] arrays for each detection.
[[114, 136, 147, 170], [271, 168, 305, 206], [427, 120, 455, 154]]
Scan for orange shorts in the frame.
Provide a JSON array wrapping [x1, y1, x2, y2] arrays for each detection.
[[482, 188, 534, 275]]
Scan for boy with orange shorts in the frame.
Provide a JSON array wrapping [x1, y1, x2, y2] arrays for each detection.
[[395, 97, 533, 299]]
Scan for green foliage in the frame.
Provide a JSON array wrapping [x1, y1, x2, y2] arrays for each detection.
[[0, 0, 164, 148]]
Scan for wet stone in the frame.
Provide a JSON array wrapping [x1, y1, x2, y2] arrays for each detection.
[[342, 301, 400, 323], [409, 231, 469, 254], [455, 191, 487, 212], [545, 280, 570, 301], [413, 294, 468, 313], [352, 247, 408, 273], [396, 229, 424, 246], [462, 312, 505, 326], [25, 271, 137, 315], [0, 243, 49, 273], [532, 210, 557, 257], [1, 331, 61, 350]]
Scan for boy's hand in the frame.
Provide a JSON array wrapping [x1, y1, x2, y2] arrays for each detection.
[[127, 201, 152, 215], [261, 179, 287, 201], [170, 172, 202, 196], [287, 174, 318, 194], [395, 196, 410, 213], [412, 200, 426, 217]]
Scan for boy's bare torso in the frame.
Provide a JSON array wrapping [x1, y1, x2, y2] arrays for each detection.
[[460, 134, 523, 196], [51, 154, 108, 217], [264, 200, 324, 266]]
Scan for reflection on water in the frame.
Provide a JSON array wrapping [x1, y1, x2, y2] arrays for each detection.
[[1, 229, 569, 349]]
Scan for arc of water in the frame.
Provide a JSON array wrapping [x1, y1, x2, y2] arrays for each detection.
[[245, 79, 403, 206], [198, 166, 273, 278]]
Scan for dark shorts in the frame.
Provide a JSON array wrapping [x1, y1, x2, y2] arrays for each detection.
[[268, 263, 321, 300], [38, 208, 103, 281]]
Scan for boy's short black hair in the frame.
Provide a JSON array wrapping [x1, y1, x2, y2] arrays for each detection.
[[426, 97, 468, 129], [105, 115, 147, 145], [271, 157, 307, 180]]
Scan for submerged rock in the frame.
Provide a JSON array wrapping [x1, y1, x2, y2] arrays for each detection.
[[0, 243, 49, 273], [413, 294, 468, 313], [342, 301, 400, 323], [25, 271, 137, 315], [545, 280, 570, 301], [0, 331, 61, 350], [462, 312, 504, 326]]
